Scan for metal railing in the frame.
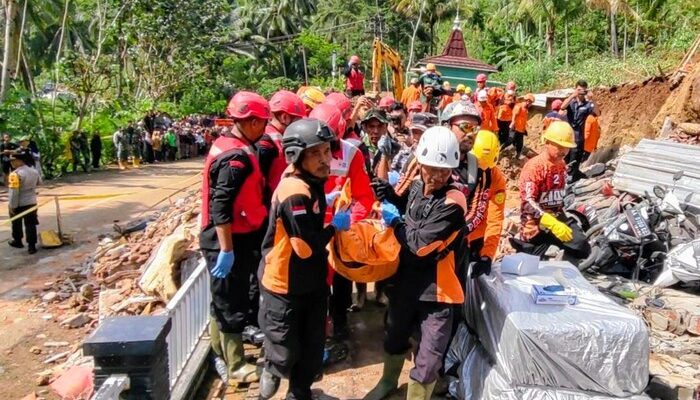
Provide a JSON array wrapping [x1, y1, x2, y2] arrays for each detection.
[[166, 258, 211, 389]]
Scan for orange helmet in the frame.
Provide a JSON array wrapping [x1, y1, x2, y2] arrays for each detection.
[[325, 93, 353, 119], [349, 55, 361, 65]]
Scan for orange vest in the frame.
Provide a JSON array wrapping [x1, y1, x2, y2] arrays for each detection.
[[584, 115, 601, 153]]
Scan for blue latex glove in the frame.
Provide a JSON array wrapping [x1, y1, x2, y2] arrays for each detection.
[[331, 209, 351, 231], [325, 191, 341, 206], [381, 201, 401, 226], [388, 171, 400, 186], [212, 250, 234, 278]]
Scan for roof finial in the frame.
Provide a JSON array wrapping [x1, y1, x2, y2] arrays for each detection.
[[453, 11, 461, 31]]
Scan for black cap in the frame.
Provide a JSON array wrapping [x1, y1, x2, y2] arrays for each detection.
[[409, 112, 438, 132], [362, 108, 389, 124], [9, 149, 32, 164]]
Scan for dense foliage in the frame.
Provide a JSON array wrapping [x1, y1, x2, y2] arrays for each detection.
[[0, 0, 697, 176]]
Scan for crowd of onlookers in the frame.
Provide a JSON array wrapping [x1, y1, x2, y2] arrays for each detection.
[[0, 113, 223, 186], [109, 113, 223, 170]]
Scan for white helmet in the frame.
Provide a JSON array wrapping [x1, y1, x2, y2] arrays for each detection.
[[477, 89, 488, 102], [416, 126, 460, 169]]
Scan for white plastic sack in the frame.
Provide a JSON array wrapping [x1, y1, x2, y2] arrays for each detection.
[[464, 261, 649, 397], [453, 331, 652, 400], [653, 239, 700, 287]]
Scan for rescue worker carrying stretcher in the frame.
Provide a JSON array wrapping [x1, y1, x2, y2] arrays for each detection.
[[199, 91, 270, 384], [366, 126, 468, 400], [512, 121, 591, 259], [257, 118, 352, 400]]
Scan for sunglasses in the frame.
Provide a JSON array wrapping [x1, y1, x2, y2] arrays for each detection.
[[454, 122, 477, 134]]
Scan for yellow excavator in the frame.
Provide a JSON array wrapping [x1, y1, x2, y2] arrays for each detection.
[[371, 38, 405, 101]]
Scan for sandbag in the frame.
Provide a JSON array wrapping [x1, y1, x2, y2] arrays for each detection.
[[328, 219, 400, 283]]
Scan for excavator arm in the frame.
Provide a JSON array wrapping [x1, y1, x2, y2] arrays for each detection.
[[371, 38, 404, 101]]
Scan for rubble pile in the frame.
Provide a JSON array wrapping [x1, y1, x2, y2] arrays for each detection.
[[39, 190, 203, 318]]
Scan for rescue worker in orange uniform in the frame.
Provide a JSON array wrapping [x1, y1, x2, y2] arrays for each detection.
[[366, 126, 468, 400], [514, 121, 591, 259], [344, 55, 366, 96], [258, 118, 352, 400], [470, 73, 489, 103], [496, 93, 515, 146], [464, 130, 507, 276], [258, 90, 306, 197], [401, 78, 421, 105], [200, 91, 270, 384], [583, 113, 601, 162], [509, 93, 535, 159], [476, 89, 498, 132], [310, 103, 375, 336]]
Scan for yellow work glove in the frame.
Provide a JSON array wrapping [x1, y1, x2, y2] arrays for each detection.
[[539, 213, 573, 242]]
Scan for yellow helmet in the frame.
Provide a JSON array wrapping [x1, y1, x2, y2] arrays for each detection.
[[470, 130, 500, 169], [456, 84, 466, 93], [300, 87, 325, 110], [464, 86, 473, 95], [542, 121, 576, 148], [426, 63, 437, 72]]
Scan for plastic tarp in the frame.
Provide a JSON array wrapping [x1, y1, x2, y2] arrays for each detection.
[[463, 261, 649, 397], [654, 238, 700, 287], [451, 331, 651, 400]]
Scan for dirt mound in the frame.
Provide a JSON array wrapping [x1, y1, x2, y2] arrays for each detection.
[[652, 62, 700, 130], [523, 76, 674, 153]]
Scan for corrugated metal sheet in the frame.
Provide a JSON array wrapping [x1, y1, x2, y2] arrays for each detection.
[[612, 139, 700, 213]]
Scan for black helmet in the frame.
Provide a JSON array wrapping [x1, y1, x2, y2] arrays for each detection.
[[282, 118, 334, 164]]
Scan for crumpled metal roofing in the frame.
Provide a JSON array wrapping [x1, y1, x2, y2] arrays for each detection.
[[612, 139, 700, 213]]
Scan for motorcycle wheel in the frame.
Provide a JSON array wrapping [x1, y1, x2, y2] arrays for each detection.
[[578, 245, 601, 272]]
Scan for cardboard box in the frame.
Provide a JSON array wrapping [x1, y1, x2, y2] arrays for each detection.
[[531, 285, 578, 305]]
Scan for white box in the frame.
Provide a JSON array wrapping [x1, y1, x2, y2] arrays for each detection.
[[531, 284, 578, 305]]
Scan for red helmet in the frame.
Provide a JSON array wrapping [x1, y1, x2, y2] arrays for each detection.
[[551, 99, 563, 111], [227, 91, 270, 120], [506, 81, 517, 90], [309, 103, 346, 138], [476, 73, 487, 83], [407, 100, 422, 112], [325, 93, 352, 119], [349, 55, 361, 65], [379, 96, 396, 109], [269, 90, 306, 118]]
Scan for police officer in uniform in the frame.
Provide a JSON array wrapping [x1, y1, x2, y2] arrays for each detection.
[[257, 118, 351, 400], [366, 126, 468, 400], [7, 149, 41, 254], [199, 91, 270, 384]]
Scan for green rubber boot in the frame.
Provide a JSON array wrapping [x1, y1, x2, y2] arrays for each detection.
[[406, 378, 436, 400], [363, 353, 405, 400], [221, 332, 259, 383]]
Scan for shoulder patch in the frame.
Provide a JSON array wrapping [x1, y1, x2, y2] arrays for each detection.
[[493, 191, 506, 205], [8, 172, 19, 189]]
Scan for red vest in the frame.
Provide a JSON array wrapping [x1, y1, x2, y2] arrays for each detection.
[[346, 69, 365, 91], [264, 125, 288, 193], [201, 136, 267, 234]]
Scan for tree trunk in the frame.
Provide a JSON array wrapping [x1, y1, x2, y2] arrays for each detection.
[[634, 3, 639, 48], [565, 21, 569, 65], [546, 18, 555, 58], [623, 15, 627, 60], [405, 0, 426, 86], [1, 0, 21, 102], [610, 11, 619, 57]]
